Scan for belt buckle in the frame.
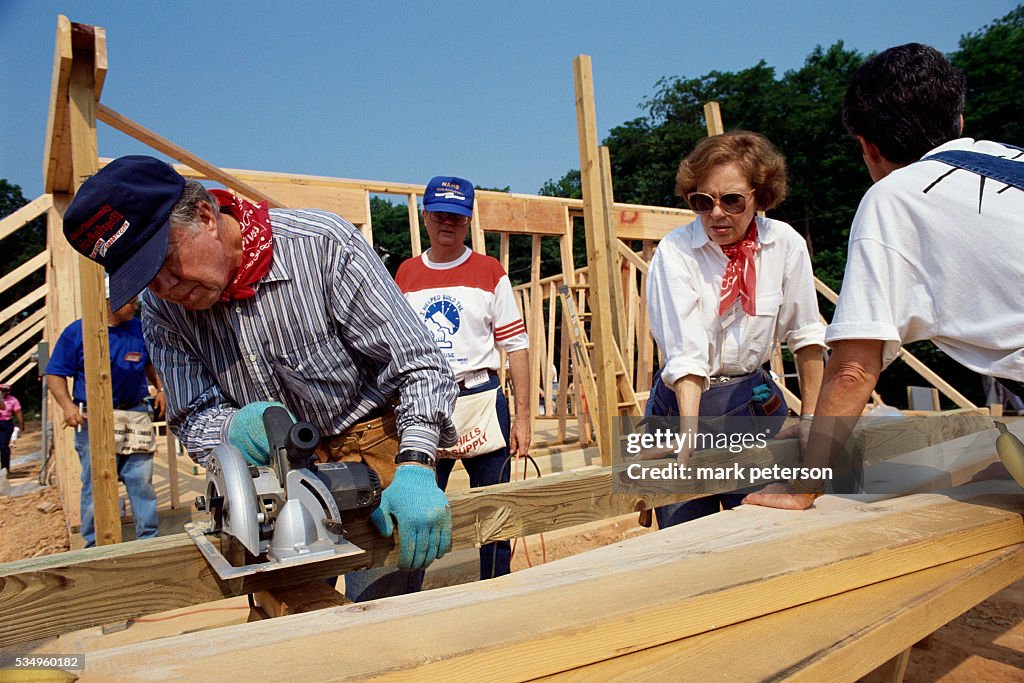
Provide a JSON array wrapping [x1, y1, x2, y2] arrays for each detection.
[[709, 376, 732, 385]]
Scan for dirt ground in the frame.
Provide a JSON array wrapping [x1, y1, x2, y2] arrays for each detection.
[[2, 426, 1023, 680]]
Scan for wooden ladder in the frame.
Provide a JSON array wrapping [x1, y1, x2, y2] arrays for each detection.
[[557, 283, 641, 422]]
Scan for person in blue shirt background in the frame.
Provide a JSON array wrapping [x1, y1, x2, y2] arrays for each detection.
[[45, 282, 165, 547]]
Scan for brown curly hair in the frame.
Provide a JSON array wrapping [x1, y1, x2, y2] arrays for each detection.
[[675, 131, 788, 210]]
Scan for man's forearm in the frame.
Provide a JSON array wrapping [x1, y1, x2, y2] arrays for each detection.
[[801, 339, 883, 475], [507, 349, 531, 416]]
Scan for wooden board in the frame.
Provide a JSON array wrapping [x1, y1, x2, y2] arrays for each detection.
[[543, 541, 1024, 682], [475, 194, 567, 235], [74, 484, 1024, 681]]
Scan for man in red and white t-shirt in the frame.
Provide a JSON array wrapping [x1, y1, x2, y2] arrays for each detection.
[[396, 175, 530, 580]]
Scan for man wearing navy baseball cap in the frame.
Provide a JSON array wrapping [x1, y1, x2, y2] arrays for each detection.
[[381, 175, 531, 597], [62, 156, 459, 579]]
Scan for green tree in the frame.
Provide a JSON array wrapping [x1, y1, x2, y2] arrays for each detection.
[[953, 5, 1024, 145]]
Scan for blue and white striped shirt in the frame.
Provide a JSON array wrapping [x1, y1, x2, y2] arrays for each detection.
[[142, 209, 458, 464]]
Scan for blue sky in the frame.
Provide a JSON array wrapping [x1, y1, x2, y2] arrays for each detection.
[[0, 1, 1016, 203]]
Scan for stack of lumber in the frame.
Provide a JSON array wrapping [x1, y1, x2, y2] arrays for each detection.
[[74, 481, 1024, 680], [0, 411, 1018, 680]]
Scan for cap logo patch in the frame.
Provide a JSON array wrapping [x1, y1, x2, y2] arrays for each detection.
[[89, 219, 131, 258]]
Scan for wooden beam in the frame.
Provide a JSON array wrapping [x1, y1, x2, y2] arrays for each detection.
[[0, 347, 37, 384], [46, 193, 83, 528], [470, 197, 485, 254], [69, 25, 120, 547], [0, 251, 49, 299], [95, 104, 287, 209], [78, 484, 1024, 680], [407, 193, 421, 257], [42, 16, 73, 193], [0, 318, 45, 362], [0, 285, 46, 327], [573, 55, 618, 467], [0, 308, 46, 350], [599, 146, 628, 347], [545, 542, 1024, 682], [0, 195, 53, 242], [251, 581, 349, 620], [704, 101, 724, 136]]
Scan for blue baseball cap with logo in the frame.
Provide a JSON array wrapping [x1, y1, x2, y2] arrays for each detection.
[[63, 156, 185, 311], [423, 176, 474, 217]]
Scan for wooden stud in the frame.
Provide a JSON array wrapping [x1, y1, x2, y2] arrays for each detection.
[[43, 16, 73, 194], [359, 190, 373, 246], [407, 192, 421, 257], [166, 428, 179, 510], [573, 55, 619, 467], [599, 146, 628, 348], [704, 101, 724, 136], [545, 281, 557, 414], [470, 197, 485, 254], [69, 21, 120, 547], [529, 235, 543, 434]]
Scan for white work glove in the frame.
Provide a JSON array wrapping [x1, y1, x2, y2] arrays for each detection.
[[10, 427, 18, 444]]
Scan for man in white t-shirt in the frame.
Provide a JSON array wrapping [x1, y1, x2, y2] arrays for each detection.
[[746, 43, 1024, 510], [395, 175, 531, 580]]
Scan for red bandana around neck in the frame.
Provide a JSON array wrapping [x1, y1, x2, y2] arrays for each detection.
[[209, 189, 274, 302], [718, 221, 760, 317]]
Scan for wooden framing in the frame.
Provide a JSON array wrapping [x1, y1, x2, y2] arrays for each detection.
[[22, 16, 984, 566]]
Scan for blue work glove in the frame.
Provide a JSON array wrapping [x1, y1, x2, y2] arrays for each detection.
[[370, 464, 452, 570], [226, 401, 293, 466], [752, 383, 773, 403]]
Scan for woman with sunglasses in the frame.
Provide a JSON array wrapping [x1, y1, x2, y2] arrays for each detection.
[[644, 131, 826, 528]]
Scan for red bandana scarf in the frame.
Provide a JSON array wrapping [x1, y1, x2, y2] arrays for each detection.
[[718, 221, 760, 316], [209, 189, 274, 302]]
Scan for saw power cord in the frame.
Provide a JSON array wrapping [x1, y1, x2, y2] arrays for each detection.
[[506, 452, 547, 570]]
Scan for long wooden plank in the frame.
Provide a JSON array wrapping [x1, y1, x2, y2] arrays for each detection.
[[0, 285, 46, 327], [0, 413, 992, 646], [543, 542, 1024, 682], [574, 55, 618, 467], [77, 484, 1024, 681], [0, 252, 49, 300], [0, 195, 53, 242], [95, 104, 287, 209], [42, 16, 73, 193], [0, 308, 46, 351], [69, 29, 121, 547]]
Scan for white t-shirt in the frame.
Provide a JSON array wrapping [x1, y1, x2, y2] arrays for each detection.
[[647, 216, 826, 387], [396, 247, 529, 383], [827, 138, 1024, 382]]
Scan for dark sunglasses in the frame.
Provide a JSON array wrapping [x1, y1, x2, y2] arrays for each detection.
[[427, 211, 470, 226], [686, 190, 755, 215]]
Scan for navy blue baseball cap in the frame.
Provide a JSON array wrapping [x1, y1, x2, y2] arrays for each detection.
[[423, 176, 474, 217], [63, 156, 185, 310]]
